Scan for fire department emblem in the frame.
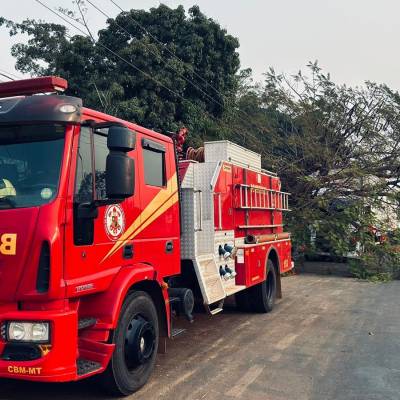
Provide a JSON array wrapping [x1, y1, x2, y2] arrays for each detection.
[[104, 204, 125, 241]]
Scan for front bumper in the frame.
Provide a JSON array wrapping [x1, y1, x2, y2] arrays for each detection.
[[0, 308, 79, 382]]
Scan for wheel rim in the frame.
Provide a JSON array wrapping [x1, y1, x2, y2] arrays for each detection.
[[124, 315, 156, 370]]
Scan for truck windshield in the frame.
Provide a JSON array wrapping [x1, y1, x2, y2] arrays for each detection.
[[0, 124, 65, 209]]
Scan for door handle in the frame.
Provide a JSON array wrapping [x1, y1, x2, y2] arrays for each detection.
[[165, 241, 174, 253], [123, 244, 134, 259], [194, 189, 203, 232]]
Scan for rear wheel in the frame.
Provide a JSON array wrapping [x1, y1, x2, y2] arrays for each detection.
[[103, 291, 159, 396], [250, 259, 277, 312], [235, 259, 277, 313]]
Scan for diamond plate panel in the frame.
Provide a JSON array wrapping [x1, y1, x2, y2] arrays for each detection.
[[179, 160, 244, 304], [180, 188, 196, 259], [180, 161, 195, 189], [204, 140, 261, 169]]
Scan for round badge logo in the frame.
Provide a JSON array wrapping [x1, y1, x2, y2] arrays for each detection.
[[40, 187, 53, 200], [104, 204, 125, 241]]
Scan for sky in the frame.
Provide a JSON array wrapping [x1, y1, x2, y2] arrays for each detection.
[[1, 0, 399, 90]]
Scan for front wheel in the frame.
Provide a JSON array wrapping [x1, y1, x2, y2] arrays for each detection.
[[103, 291, 159, 396]]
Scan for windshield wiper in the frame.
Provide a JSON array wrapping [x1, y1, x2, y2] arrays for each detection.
[[0, 196, 16, 209]]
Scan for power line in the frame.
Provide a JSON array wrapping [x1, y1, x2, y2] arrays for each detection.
[[33, 0, 267, 146], [34, 0, 187, 102], [107, 0, 270, 140], [86, 0, 225, 112], [35, 0, 89, 37], [102, 1, 269, 141], [0, 68, 24, 81], [34, 0, 236, 128], [34, 0, 248, 140], [0, 72, 15, 81], [109, 0, 225, 101]]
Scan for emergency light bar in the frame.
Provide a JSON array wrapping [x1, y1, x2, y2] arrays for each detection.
[[0, 76, 68, 99]]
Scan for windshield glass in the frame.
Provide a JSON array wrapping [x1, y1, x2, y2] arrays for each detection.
[[0, 124, 65, 209]]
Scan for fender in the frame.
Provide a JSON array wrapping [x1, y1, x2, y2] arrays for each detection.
[[266, 245, 281, 272], [79, 263, 170, 334]]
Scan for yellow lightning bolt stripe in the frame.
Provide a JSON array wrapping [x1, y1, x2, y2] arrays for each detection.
[[131, 190, 179, 239], [101, 173, 178, 263]]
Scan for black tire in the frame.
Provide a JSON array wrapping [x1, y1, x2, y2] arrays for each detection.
[[102, 291, 159, 396], [235, 259, 277, 313], [250, 259, 277, 313]]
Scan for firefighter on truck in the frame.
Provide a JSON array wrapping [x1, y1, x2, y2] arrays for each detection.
[[0, 76, 293, 396]]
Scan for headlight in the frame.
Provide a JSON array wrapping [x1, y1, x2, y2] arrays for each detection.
[[7, 321, 50, 343], [59, 104, 77, 113], [9, 322, 25, 341]]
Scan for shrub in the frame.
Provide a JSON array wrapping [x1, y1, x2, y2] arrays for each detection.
[[349, 241, 400, 281]]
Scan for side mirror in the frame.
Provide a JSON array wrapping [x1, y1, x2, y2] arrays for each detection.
[[105, 125, 135, 200], [107, 125, 135, 152], [106, 153, 134, 199]]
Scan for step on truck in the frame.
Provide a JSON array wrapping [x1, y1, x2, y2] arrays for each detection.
[[0, 76, 293, 395]]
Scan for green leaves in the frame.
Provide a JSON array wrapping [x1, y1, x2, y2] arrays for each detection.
[[4, 7, 400, 277], [224, 61, 400, 270], [2, 4, 240, 132]]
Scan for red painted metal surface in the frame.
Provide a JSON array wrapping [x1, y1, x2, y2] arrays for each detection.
[[0, 77, 292, 384], [209, 160, 292, 282], [0, 103, 180, 381], [0, 307, 78, 381]]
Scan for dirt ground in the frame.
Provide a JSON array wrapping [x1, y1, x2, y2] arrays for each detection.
[[1, 273, 399, 400]]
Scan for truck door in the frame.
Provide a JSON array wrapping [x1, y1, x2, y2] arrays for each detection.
[[135, 136, 180, 276], [64, 126, 141, 295]]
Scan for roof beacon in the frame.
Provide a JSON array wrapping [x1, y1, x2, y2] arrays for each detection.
[[0, 76, 68, 99]]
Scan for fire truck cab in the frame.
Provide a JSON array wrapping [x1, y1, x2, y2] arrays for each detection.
[[0, 77, 292, 395]]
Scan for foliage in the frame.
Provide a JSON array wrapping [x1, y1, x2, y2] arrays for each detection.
[[0, 3, 240, 132], [349, 237, 400, 281], [3, 4, 400, 279], [232, 62, 400, 266]]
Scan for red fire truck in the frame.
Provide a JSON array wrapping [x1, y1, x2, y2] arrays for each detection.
[[0, 76, 292, 395]]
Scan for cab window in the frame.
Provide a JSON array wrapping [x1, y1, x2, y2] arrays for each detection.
[[93, 133, 108, 200], [75, 127, 93, 203], [74, 127, 108, 202], [74, 127, 109, 245], [0, 124, 65, 209], [142, 139, 166, 187]]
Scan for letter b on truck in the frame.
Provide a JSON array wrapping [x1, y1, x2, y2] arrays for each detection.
[[0, 234, 17, 255]]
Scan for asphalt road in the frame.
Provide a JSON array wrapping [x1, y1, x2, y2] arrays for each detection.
[[1, 274, 400, 400]]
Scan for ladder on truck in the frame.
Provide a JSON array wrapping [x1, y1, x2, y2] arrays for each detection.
[[236, 184, 290, 211]]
